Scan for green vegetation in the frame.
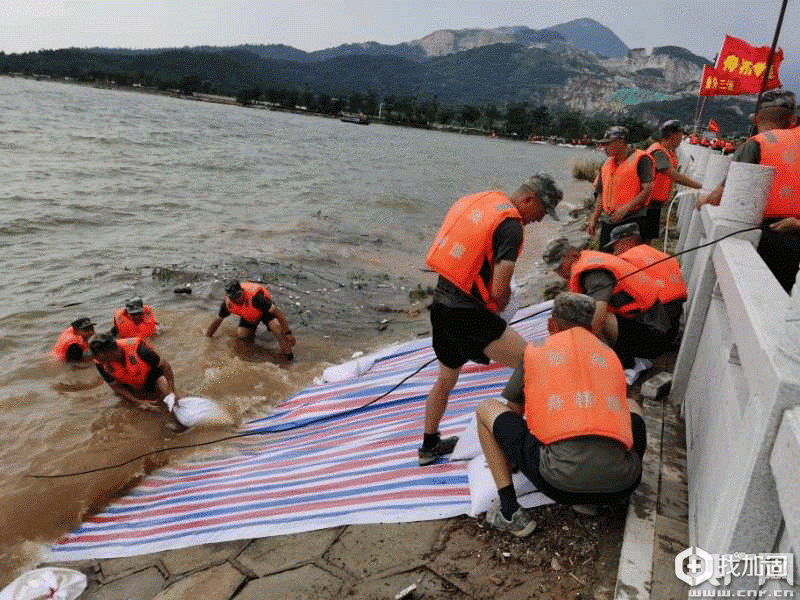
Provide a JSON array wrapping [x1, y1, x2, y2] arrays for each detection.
[[572, 158, 604, 183], [1, 45, 694, 140]]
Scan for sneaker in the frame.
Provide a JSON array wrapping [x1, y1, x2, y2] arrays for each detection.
[[572, 504, 600, 516], [624, 357, 653, 385], [485, 506, 537, 537], [417, 436, 458, 466]]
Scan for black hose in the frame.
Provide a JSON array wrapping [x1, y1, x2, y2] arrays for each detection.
[[27, 224, 766, 478]]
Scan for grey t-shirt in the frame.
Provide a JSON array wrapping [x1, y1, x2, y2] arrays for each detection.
[[502, 362, 641, 494], [732, 139, 761, 164], [433, 218, 523, 309], [580, 268, 672, 334], [720, 140, 760, 186], [650, 148, 673, 172]]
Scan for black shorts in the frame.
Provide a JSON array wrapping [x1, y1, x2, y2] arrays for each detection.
[[641, 202, 664, 243], [613, 317, 674, 368], [492, 411, 647, 506], [430, 301, 507, 369], [757, 222, 800, 294], [238, 313, 277, 331]]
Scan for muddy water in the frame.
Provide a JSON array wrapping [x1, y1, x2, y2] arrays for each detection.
[[0, 75, 597, 582]]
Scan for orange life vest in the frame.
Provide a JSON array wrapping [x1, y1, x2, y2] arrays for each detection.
[[646, 142, 677, 203], [600, 149, 653, 214], [51, 327, 89, 361], [113, 306, 158, 338], [523, 328, 633, 450], [99, 338, 152, 389], [225, 282, 272, 323], [751, 128, 800, 219], [618, 244, 687, 303], [568, 250, 660, 317], [425, 191, 523, 313]]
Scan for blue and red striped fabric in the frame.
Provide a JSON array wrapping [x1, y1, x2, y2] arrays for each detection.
[[49, 303, 551, 560]]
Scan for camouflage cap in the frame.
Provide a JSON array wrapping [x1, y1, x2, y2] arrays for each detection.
[[758, 89, 796, 111], [658, 119, 682, 138], [552, 292, 596, 328], [596, 125, 629, 144], [125, 296, 144, 315], [605, 222, 641, 248], [71, 317, 96, 330], [89, 332, 116, 355], [522, 173, 563, 220], [542, 236, 573, 268]]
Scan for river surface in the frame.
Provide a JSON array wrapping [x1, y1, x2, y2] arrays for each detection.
[[0, 75, 598, 582]]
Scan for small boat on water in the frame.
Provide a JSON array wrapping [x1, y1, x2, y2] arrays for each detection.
[[340, 112, 369, 125]]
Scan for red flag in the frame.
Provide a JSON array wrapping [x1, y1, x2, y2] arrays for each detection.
[[707, 118, 720, 133], [715, 34, 782, 94], [699, 65, 742, 96]]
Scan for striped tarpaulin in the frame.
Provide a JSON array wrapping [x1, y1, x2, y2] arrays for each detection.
[[48, 302, 552, 560]]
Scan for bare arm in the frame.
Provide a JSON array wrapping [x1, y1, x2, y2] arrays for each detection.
[[269, 305, 296, 347], [108, 381, 158, 411], [206, 316, 224, 337], [158, 358, 176, 397], [592, 300, 609, 338], [666, 168, 702, 189], [491, 259, 516, 312], [770, 218, 800, 233], [697, 184, 723, 209]]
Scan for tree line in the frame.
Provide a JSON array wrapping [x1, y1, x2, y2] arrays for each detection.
[[234, 84, 655, 142]]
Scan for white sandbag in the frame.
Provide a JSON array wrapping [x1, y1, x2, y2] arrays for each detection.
[[499, 278, 519, 322], [316, 337, 432, 384], [449, 412, 481, 461], [163, 393, 234, 427], [0, 568, 86, 600], [467, 454, 554, 516], [467, 454, 537, 516], [318, 352, 376, 383]]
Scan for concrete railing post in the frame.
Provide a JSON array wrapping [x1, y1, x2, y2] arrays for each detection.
[[676, 154, 731, 259], [670, 162, 775, 410], [770, 407, 800, 572], [778, 269, 800, 362]]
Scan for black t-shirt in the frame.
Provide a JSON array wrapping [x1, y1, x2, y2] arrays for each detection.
[[96, 344, 161, 383], [433, 218, 524, 309], [218, 290, 273, 319]]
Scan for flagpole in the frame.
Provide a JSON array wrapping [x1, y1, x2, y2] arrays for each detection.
[[753, 0, 789, 114]]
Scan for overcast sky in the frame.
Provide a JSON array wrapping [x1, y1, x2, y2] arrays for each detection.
[[3, 0, 798, 86]]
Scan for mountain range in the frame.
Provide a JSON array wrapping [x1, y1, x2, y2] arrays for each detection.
[[5, 18, 757, 127]]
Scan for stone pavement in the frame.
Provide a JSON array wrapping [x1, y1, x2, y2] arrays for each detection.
[[615, 358, 690, 600], [45, 521, 471, 600], [41, 363, 689, 600]]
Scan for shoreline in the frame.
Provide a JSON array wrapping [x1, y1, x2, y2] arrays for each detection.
[[0, 72, 596, 144]]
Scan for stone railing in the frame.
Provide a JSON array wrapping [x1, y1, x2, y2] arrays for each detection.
[[668, 142, 800, 595]]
